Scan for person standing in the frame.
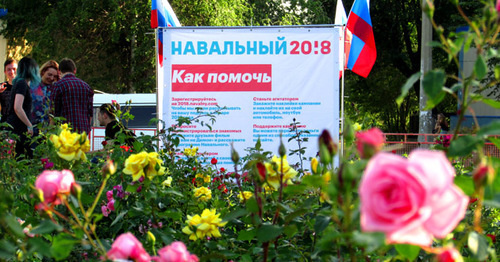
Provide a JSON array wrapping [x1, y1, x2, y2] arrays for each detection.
[[50, 58, 93, 134], [6, 57, 40, 158], [433, 113, 450, 134], [97, 103, 136, 147], [0, 59, 17, 122], [31, 60, 59, 128]]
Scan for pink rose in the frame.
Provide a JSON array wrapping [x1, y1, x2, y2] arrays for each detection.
[[106, 190, 114, 201], [107, 233, 151, 262], [436, 247, 462, 262], [35, 170, 76, 206], [155, 241, 199, 262], [359, 150, 469, 246], [497, 0, 500, 13], [101, 205, 109, 217], [356, 128, 385, 159], [107, 199, 115, 211]]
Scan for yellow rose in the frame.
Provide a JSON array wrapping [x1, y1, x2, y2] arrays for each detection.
[[182, 209, 227, 241], [353, 123, 362, 132], [145, 152, 166, 180], [323, 171, 331, 184], [193, 186, 212, 202], [162, 177, 173, 188], [183, 147, 199, 157], [123, 151, 149, 181], [264, 155, 297, 190], [238, 191, 253, 202], [311, 157, 319, 174], [50, 127, 89, 161]]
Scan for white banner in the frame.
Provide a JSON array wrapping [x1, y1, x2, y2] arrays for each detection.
[[158, 27, 341, 168]]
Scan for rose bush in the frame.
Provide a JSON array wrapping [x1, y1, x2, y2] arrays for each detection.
[[0, 1, 499, 261]]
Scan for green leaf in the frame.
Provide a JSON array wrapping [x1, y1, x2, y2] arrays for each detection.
[[352, 231, 386, 252], [425, 92, 446, 109], [245, 197, 259, 213], [0, 239, 16, 259], [237, 228, 256, 241], [489, 137, 500, 151], [4, 214, 25, 238], [30, 220, 63, 235], [477, 121, 500, 137], [395, 244, 421, 261], [240, 254, 253, 262], [494, 65, 500, 80], [481, 98, 500, 109], [283, 184, 307, 195], [111, 211, 128, 226], [162, 189, 185, 197], [454, 175, 474, 196], [161, 210, 183, 221], [28, 237, 52, 257], [284, 224, 298, 238], [222, 208, 248, 222], [301, 175, 325, 188], [257, 224, 283, 242], [447, 135, 483, 157], [397, 72, 421, 106], [423, 70, 446, 99], [468, 231, 489, 261], [50, 233, 79, 261], [314, 215, 330, 234], [474, 55, 487, 80]]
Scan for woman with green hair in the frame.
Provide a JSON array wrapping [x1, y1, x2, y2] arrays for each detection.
[[6, 56, 40, 158]]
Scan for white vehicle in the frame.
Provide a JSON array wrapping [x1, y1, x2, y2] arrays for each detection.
[[90, 93, 157, 151]]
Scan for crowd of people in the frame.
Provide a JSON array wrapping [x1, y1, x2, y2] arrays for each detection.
[[0, 57, 135, 159]]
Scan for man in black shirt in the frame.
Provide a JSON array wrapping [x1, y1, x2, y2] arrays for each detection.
[[97, 103, 136, 147], [0, 59, 17, 122]]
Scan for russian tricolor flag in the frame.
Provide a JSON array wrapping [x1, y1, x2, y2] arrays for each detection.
[[151, 0, 181, 67], [346, 0, 376, 78]]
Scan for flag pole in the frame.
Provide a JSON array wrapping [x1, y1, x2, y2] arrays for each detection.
[[340, 25, 346, 158]]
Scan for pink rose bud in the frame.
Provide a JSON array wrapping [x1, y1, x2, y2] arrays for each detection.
[[156, 241, 199, 262], [435, 247, 462, 262], [35, 170, 76, 206], [107, 233, 151, 262], [70, 183, 82, 199], [359, 150, 469, 246], [497, 0, 500, 14], [356, 128, 385, 159], [101, 159, 117, 177]]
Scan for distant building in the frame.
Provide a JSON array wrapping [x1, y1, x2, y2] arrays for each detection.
[[450, 26, 500, 132]]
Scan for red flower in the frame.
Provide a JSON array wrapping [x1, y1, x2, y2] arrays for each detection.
[[217, 184, 228, 194], [192, 167, 197, 171], [220, 167, 225, 173], [211, 158, 217, 165], [487, 234, 496, 243], [256, 162, 266, 181], [120, 145, 132, 152], [102, 140, 108, 146]]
